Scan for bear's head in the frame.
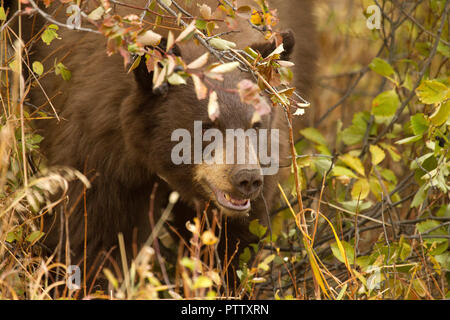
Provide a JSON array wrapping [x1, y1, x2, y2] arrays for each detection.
[[121, 32, 295, 218]]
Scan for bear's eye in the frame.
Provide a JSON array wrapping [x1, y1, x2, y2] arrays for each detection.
[[252, 121, 262, 129]]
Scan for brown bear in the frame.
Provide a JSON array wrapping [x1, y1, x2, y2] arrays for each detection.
[[14, 0, 316, 294]]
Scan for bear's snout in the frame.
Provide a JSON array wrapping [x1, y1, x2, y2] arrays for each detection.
[[231, 168, 263, 198]]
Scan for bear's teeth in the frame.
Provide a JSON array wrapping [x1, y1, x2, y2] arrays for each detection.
[[223, 192, 249, 206]]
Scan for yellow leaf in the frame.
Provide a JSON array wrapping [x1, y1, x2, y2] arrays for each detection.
[[339, 154, 365, 176], [429, 100, 450, 126], [351, 178, 370, 200], [201, 230, 218, 245], [369, 145, 386, 165], [250, 10, 262, 25], [193, 276, 213, 289]]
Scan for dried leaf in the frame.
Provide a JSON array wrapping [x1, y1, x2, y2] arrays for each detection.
[[191, 74, 208, 100], [199, 4, 212, 19], [267, 43, 284, 58], [176, 21, 196, 43], [187, 52, 209, 69], [209, 61, 240, 74], [87, 6, 104, 20], [137, 30, 162, 46], [209, 38, 236, 50], [208, 91, 220, 121]]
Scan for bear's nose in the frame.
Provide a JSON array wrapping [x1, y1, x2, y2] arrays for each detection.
[[231, 169, 263, 197]]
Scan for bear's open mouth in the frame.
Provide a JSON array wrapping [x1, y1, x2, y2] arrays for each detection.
[[207, 183, 250, 212]]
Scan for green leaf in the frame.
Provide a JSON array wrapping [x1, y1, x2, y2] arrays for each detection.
[[6, 231, 17, 243], [411, 184, 427, 208], [341, 125, 366, 145], [340, 200, 373, 212], [410, 113, 429, 136], [315, 144, 331, 156], [193, 276, 213, 289], [398, 237, 412, 261], [180, 257, 195, 272], [331, 240, 355, 264], [336, 283, 348, 300], [341, 112, 376, 146], [416, 80, 449, 105], [249, 219, 267, 239], [0, 6, 6, 21], [258, 254, 275, 272], [427, 241, 449, 256], [25, 231, 45, 243], [239, 247, 251, 266], [103, 268, 119, 289], [395, 135, 422, 145], [313, 158, 333, 176], [55, 62, 71, 81], [299, 127, 327, 146], [6, 228, 23, 243], [32, 61, 44, 76], [412, 279, 427, 297], [435, 252, 450, 270], [372, 90, 400, 117], [402, 73, 413, 91], [356, 256, 371, 269], [410, 153, 434, 172], [351, 178, 370, 200], [8, 59, 19, 73], [380, 168, 397, 184], [436, 204, 450, 218], [437, 41, 450, 58], [416, 220, 449, 251], [331, 166, 358, 179], [369, 178, 382, 200], [369, 145, 385, 165], [195, 19, 207, 30], [41, 24, 60, 45], [369, 57, 395, 78]]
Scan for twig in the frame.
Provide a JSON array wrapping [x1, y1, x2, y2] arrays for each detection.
[[28, 0, 101, 34], [0, 8, 37, 33], [373, 0, 449, 145]]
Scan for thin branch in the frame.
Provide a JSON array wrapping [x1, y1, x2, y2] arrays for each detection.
[[28, 0, 101, 34]]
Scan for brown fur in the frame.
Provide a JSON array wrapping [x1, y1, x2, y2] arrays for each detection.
[[21, 0, 316, 292]]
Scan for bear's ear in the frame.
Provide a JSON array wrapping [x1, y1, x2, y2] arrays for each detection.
[[250, 30, 295, 61], [133, 39, 182, 95]]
